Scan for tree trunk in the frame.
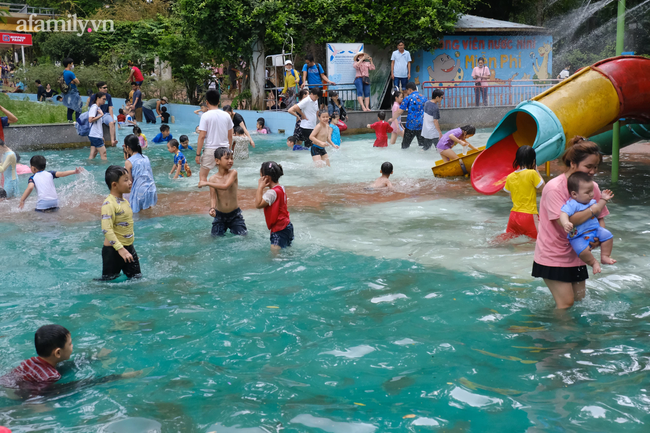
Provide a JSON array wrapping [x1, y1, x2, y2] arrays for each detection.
[[250, 39, 265, 110]]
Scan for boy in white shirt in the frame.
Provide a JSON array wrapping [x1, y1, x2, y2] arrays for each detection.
[[288, 87, 319, 147], [88, 91, 108, 161], [18, 155, 83, 212]]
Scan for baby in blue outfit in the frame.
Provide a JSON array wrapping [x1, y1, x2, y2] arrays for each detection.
[[560, 172, 615, 274]]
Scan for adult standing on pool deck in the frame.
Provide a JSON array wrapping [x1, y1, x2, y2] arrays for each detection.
[[472, 57, 490, 107], [533, 137, 610, 309], [301, 54, 336, 106], [142, 96, 168, 124], [288, 87, 320, 148], [222, 105, 255, 148], [195, 90, 233, 182], [391, 42, 411, 91], [86, 82, 118, 145], [388, 82, 426, 149], [132, 83, 143, 122], [353, 52, 375, 112], [125, 61, 144, 86], [61, 58, 82, 123]]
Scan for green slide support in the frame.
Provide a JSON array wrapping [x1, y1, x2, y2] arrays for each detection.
[[590, 123, 650, 155]]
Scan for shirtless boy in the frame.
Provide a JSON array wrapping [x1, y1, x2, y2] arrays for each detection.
[[309, 110, 339, 167], [197, 147, 247, 236], [372, 162, 394, 188]]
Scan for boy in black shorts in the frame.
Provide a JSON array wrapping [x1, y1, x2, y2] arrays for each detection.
[[198, 147, 247, 236], [98, 165, 142, 280]]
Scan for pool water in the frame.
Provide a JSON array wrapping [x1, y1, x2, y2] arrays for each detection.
[[1, 123, 650, 432]]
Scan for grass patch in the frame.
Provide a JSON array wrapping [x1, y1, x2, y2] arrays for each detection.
[[0, 93, 70, 125]]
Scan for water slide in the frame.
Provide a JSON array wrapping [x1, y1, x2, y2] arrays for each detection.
[[471, 56, 650, 195]]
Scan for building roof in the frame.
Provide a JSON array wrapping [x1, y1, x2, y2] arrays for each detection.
[[454, 14, 547, 34]]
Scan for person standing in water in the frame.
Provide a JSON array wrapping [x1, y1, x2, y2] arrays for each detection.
[[0, 139, 20, 198], [196, 90, 233, 182], [123, 134, 157, 213]]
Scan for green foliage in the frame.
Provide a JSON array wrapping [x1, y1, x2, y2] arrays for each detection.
[[231, 89, 252, 110], [0, 94, 68, 125], [17, 64, 131, 98], [554, 44, 616, 73], [156, 17, 212, 105]]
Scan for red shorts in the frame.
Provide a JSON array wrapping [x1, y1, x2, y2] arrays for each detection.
[[506, 211, 538, 240]]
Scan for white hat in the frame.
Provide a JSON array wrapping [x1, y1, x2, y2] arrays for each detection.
[[354, 52, 365, 61], [284, 60, 293, 66]]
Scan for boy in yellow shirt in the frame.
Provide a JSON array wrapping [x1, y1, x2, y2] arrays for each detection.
[[98, 165, 142, 280]]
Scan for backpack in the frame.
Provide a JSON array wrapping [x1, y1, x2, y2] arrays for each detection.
[[58, 72, 69, 94], [74, 111, 90, 136]]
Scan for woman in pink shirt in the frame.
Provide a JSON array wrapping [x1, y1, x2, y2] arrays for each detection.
[[353, 52, 375, 112], [471, 57, 490, 107], [533, 137, 610, 309]]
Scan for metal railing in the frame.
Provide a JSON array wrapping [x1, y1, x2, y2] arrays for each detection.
[[0, 2, 57, 16], [262, 82, 362, 112], [421, 80, 562, 109]]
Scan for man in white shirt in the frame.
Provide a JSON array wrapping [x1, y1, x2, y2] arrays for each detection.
[[288, 87, 319, 147], [391, 41, 412, 91], [195, 89, 234, 181], [88, 91, 108, 161], [421, 89, 444, 151], [557, 66, 571, 80]]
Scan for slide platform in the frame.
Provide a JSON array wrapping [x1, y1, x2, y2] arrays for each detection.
[[471, 56, 650, 195]]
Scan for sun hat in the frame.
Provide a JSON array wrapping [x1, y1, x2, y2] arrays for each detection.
[[161, 96, 168, 102], [354, 52, 366, 61]]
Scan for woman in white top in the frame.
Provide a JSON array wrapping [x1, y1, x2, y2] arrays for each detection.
[[471, 57, 490, 107]]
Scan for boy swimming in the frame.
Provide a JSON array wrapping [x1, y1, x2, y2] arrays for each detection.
[[287, 135, 308, 151], [560, 171, 615, 274], [18, 155, 83, 211], [198, 147, 247, 236], [99, 165, 142, 280], [372, 162, 394, 188]]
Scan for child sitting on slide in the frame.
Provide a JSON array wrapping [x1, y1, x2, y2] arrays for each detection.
[[436, 125, 478, 162], [501, 146, 545, 240], [560, 172, 615, 274]]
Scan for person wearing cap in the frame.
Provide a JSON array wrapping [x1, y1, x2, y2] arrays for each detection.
[[353, 52, 375, 112], [141, 96, 168, 124], [282, 60, 300, 96]]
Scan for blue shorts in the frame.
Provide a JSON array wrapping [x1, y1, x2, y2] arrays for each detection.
[[569, 226, 613, 255], [311, 145, 327, 157], [354, 77, 371, 98], [211, 207, 247, 236], [270, 223, 294, 248], [394, 77, 408, 90], [89, 136, 105, 148], [101, 113, 114, 125], [134, 81, 144, 86]]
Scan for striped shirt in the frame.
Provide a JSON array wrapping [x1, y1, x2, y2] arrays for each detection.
[[7, 357, 61, 385]]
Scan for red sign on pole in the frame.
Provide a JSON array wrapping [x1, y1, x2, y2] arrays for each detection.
[[0, 33, 32, 46]]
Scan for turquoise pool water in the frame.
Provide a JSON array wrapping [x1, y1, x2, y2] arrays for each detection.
[[1, 125, 650, 432]]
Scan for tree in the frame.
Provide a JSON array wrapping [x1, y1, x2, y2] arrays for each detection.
[[176, 0, 472, 109], [157, 18, 213, 105]]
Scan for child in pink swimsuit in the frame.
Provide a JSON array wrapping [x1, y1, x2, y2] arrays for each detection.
[[390, 90, 405, 145]]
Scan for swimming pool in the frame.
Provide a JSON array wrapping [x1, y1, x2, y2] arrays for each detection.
[[1, 123, 650, 432]]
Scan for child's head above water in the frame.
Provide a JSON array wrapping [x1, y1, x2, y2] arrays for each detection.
[[287, 136, 296, 147], [179, 135, 189, 146], [213, 147, 234, 168], [377, 111, 386, 121], [513, 145, 537, 170], [133, 126, 142, 136], [119, 108, 124, 115], [105, 165, 131, 193], [261, 161, 283, 183], [567, 171, 594, 204], [167, 139, 180, 153], [233, 125, 245, 136], [35, 324, 73, 364], [381, 161, 393, 177], [459, 124, 476, 139], [160, 124, 170, 137], [257, 117, 265, 129], [161, 106, 167, 113], [30, 155, 47, 172], [124, 134, 143, 155]]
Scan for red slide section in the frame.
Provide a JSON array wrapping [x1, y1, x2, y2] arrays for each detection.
[[469, 135, 519, 195], [593, 57, 650, 123]]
